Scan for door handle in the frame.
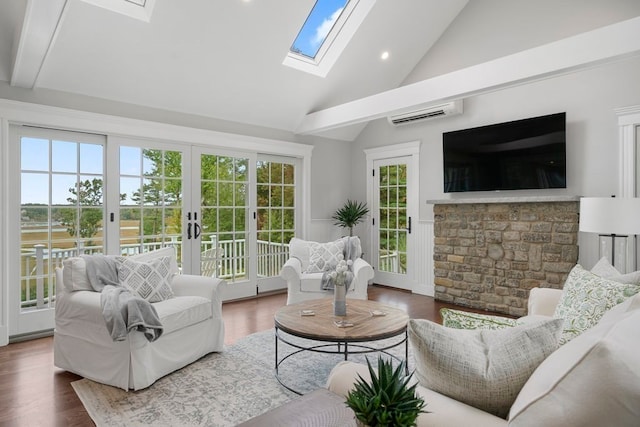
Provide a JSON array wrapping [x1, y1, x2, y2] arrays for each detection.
[[187, 222, 192, 239], [194, 222, 201, 239], [407, 217, 412, 234]]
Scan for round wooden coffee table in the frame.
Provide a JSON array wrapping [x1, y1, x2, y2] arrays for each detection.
[[274, 298, 409, 394]]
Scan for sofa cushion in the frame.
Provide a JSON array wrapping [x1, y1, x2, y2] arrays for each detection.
[[326, 361, 507, 427], [553, 264, 640, 344], [440, 308, 518, 330], [508, 293, 640, 426], [153, 295, 213, 335], [289, 238, 312, 271], [62, 257, 93, 292], [299, 272, 325, 292], [305, 239, 345, 273], [130, 246, 180, 276], [408, 318, 563, 419], [116, 256, 175, 302], [61, 247, 180, 293], [590, 256, 640, 284]]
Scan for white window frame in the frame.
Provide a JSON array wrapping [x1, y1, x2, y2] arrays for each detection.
[[0, 99, 313, 345]]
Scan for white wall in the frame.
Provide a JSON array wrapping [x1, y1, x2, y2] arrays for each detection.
[[351, 55, 640, 221], [348, 0, 640, 282]]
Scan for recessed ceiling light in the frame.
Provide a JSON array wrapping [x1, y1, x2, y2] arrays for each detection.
[[381, 51, 389, 60]]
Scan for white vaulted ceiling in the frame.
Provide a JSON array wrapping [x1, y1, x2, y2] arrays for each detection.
[[1, 0, 467, 139], [1, 0, 640, 141]]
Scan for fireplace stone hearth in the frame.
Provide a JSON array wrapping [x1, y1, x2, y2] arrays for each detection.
[[429, 196, 579, 317]]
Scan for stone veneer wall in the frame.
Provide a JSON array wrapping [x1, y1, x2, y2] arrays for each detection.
[[433, 201, 579, 317]]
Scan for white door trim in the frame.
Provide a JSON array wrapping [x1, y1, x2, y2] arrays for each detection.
[[364, 141, 420, 291], [615, 105, 640, 272]]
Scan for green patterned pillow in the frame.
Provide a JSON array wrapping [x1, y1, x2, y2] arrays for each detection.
[[554, 264, 640, 344], [441, 308, 518, 330]]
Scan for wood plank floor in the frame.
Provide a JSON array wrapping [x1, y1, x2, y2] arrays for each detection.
[[0, 286, 462, 427]]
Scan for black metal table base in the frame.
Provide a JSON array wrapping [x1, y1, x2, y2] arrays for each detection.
[[274, 327, 409, 395]]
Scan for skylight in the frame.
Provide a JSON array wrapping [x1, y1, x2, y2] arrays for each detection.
[[283, 0, 376, 77], [290, 0, 350, 59], [80, 0, 155, 22]]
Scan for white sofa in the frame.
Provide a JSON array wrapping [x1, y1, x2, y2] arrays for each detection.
[[327, 287, 640, 426], [280, 237, 374, 304], [54, 247, 225, 391]]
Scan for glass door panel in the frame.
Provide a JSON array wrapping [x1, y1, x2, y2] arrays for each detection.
[[119, 147, 183, 264], [195, 149, 254, 301], [256, 157, 298, 293], [13, 127, 106, 336], [373, 157, 413, 290]]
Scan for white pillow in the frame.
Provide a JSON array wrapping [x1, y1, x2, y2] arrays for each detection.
[[305, 239, 345, 273], [130, 246, 180, 276], [288, 237, 312, 271], [509, 293, 640, 426], [62, 257, 92, 292], [590, 256, 640, 284], [554, 264, 640, 344], [116, 256, 174, 302], [408, 318, 563, 419], [589, 256, 620, 277]]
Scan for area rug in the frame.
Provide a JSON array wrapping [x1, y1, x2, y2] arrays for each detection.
[[72, 329, 411, 426]]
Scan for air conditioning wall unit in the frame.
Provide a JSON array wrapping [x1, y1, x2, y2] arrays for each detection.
[[387, 100, 463, 126]]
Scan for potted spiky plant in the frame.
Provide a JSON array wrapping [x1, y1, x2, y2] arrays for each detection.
[[332, 200, 369, 236], [345, 356, 427, 427]]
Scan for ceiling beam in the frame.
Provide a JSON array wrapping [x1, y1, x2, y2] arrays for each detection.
[[11, 0, 67, 89], [296, 16, 640, 136]]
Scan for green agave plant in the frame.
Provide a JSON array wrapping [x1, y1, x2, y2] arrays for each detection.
[[345, 356, 427, 427], [332, 200, 369, 236]]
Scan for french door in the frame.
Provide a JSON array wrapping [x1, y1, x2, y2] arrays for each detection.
[[11, 126, 107, 336], [189, 147, 255, 300], [372, 156, 417, 290], [10, 128, 299, 337], [255, 155, 300, 293], [115, 141, 255, 299]]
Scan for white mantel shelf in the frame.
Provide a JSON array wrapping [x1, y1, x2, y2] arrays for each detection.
[[427, 196, 581, 205]]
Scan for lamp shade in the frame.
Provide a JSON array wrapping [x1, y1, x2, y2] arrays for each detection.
[[579, 197, 640, 235]]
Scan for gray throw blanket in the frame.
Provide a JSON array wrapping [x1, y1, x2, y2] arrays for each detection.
[[82, 254, 163, 342], [81, 254, 119, 292], [321, 236, 360, 291], [100, 285, 163, 342]]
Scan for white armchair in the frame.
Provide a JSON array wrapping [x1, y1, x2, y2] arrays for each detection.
[[53, 247, 225, 391], [280, 237, 374, 305]]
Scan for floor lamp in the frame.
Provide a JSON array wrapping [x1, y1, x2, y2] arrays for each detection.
[[579, 197, 640, 273]]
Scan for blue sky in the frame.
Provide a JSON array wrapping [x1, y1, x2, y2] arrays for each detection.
[[21, 139, 168, 206], [292, 0, 349, 58], [21, 138, 103, 205]]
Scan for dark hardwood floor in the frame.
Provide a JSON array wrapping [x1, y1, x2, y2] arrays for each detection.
[[0, 286, 460, 427]]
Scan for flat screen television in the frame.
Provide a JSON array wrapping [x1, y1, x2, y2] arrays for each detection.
[[443, 112, 566, 193]]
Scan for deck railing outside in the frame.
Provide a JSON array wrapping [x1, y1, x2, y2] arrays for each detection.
[[20, 239, 290, 309]]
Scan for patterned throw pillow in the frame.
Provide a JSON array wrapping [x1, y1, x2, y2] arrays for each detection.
[[116, 256, 174, 302], [554, 264, 640, 344], [305, 240, 345, 273], [440, 308, 518, 330], [408, 318, 563, 419]]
